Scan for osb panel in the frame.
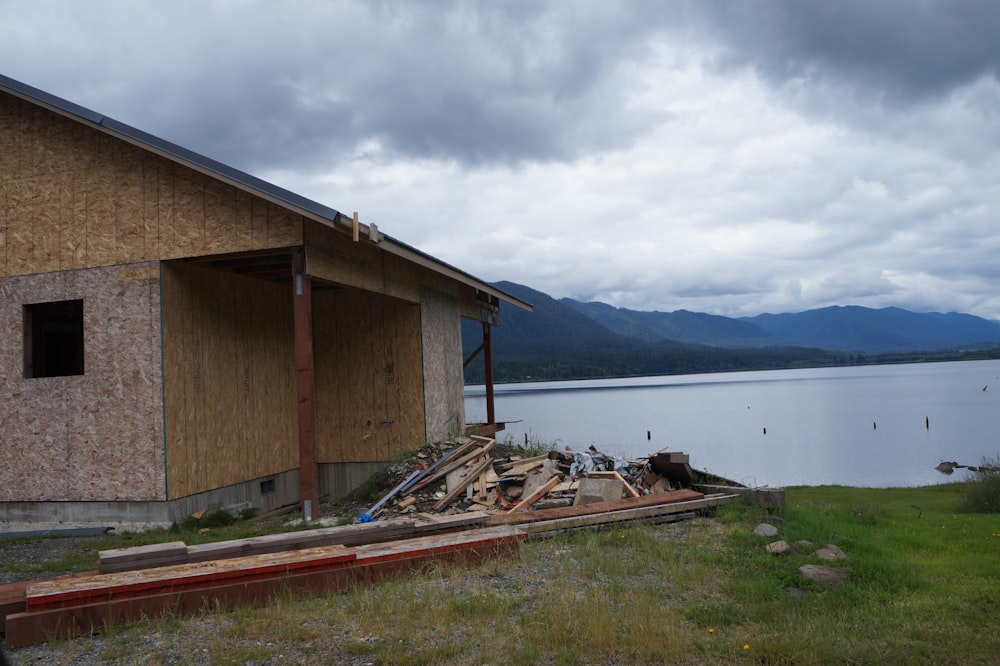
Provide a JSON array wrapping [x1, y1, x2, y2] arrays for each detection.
[[0, 263, 165, 502], [0, 180, 6, 275], [0, 90, 304, 278], [160, 262, 297, 499], [265, 204, 303, 247], [304, 221, 390, 297], [0, 98, 16, 181], [395, 300, 425, 449], [303, 219, 482, 317], [113, 156, 146, 264], [421, 288, 466, 442], [313, 288, 425, 464]]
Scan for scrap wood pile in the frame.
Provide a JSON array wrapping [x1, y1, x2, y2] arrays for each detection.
[[0, 439, 739, 648], [357, 435, 700, 523]]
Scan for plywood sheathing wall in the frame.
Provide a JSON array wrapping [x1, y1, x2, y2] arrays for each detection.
[[421, 288, 466, 442], [304, 220, 476, 450], [0, 91, 302, 279], [0, 263, 164, 502], [161, 262, 297, 500], [313, 288, 424, 464], [303, 220, 485, 319]]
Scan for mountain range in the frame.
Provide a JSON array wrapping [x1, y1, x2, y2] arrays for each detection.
[[462, 281, 1000, 383]]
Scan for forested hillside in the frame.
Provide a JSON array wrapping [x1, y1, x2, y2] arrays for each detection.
[[462, 282, 1000, 383]]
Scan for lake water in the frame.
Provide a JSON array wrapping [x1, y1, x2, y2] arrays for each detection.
[[464, 360, 1000, 488]]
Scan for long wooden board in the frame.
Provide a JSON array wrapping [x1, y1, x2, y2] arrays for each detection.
[[98, 512, 489, 573], [519, 494, 739, 536], [6, 526, 525, 649], [505, 475, 561, 513], [29, 545, 357, 611], [489, 488, 705, 526]]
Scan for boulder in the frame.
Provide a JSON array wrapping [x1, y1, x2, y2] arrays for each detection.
[[791, 540, 814, 555], [766, 540, 789, 555], [816, 544, 847, 561], [799, 564, 850, 586], [753, 523, 779, 538]]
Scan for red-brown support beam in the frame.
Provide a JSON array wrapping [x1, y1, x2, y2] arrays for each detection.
[[293, 250, 320, 522]]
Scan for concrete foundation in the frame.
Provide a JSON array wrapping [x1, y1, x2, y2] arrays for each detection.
[[1, 461, 397, 533]]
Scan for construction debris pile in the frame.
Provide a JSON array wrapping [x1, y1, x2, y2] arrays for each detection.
[[357, 436, 697, 523], [1, 437, 742, 649]]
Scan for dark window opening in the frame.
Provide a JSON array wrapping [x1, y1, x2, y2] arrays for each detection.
[[24, 299, 84, 378], [260, 479, 276, 495]]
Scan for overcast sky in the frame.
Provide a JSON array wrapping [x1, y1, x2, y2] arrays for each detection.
[[4, 1, 1000, 319]]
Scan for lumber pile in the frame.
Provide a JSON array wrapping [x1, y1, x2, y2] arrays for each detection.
[[1, 439, 744, 649], [4, 526, 525, 648], [361, 438, 722, 522], [98, 512, 487, 573]]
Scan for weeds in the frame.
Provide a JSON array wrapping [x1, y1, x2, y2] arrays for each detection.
[[958, 456, 1000, 514], [498, 432, 556, 458]]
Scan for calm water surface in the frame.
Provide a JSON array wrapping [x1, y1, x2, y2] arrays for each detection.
[[464, 360, 1000, 488]]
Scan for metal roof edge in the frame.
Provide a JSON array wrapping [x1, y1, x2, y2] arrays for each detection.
[[0, 73, 340, 222], [336, 214, 532, 312]]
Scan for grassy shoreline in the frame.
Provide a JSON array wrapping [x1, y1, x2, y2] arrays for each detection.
[[5, 483, 1000, 664]]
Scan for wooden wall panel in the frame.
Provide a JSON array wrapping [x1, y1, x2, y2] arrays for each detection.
[[0, 97, 16, 181], [303, 219, 479, 316], [266, 204, 303, 248], [113, 158, 145, 264], [396, 301, 426, 448], [140, 155, 160, 263], [64, 173, 86, 270], [161, 262, 297, 500], [84, 167, 117, 267], [204, 179, 236, 254], [0, 263, 165, 502], [172, 168, 204, 257], [0, 90, 305, 279], [313, 288, 425, 465], [33, 173, 61, 272], [304, 221, 393, 298], [6, 179, 33, 275], [421, 288, 466, 443], [234, 190, 254, 251], [156, 160, 177, 256], [0, 181, 7, 276]]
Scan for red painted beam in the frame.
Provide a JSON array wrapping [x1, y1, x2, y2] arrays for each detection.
[[26, 546, 356, 612], [5, 527, 524, 648], [292, 248, 320, 522]]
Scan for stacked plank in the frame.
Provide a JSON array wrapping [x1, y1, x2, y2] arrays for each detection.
[[98, 512, 488, 573], [491, 488, 740, 535], [4, 525, 525, 648]]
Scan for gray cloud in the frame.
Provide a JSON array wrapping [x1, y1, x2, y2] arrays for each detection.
[[3, 0, 1000, 320], [695, 0, 1000, 103]]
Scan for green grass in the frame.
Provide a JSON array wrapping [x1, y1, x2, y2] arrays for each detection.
[[10, 484, 1000, 664]]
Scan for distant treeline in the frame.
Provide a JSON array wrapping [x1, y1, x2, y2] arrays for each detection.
[[462, 344, 1000, 384]]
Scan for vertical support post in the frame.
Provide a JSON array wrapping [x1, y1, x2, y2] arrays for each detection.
[[482, 321, 496, 426], [293, 250, 319, 522]]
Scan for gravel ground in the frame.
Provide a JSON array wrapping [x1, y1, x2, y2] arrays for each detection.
[[0, 536, 101, 587], [1, 518, 726, 666]]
